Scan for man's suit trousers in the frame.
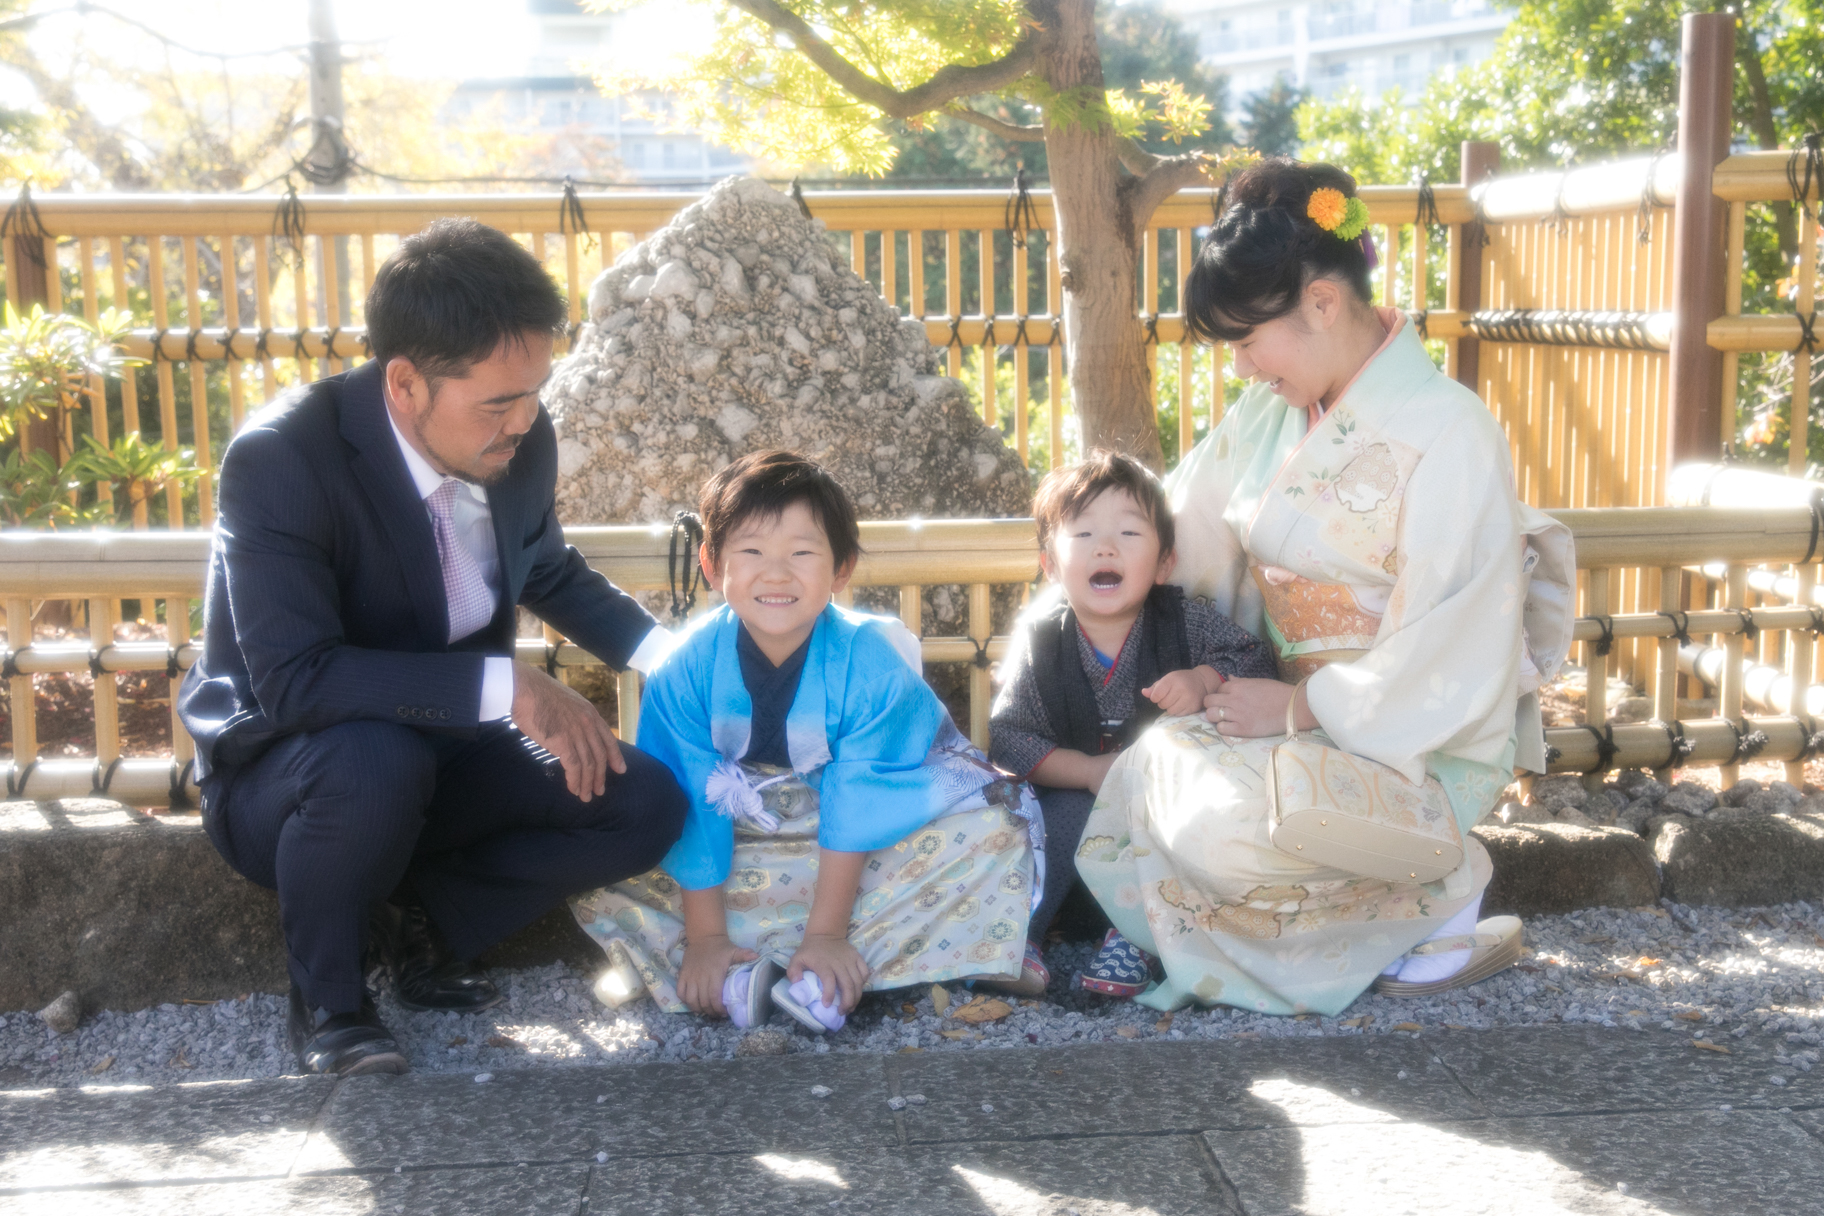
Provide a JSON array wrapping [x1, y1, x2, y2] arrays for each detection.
[[200, 720, 687, 1012]]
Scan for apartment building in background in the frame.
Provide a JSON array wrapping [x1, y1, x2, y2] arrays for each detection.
[[445, 0, 753, 186], [1164, 0, 1511, 121]]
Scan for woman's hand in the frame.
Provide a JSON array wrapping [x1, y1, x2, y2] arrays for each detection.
[[788, 933, 870, 1013], [1203, 677, 1318, 738], [677, 934, 756, 1018]]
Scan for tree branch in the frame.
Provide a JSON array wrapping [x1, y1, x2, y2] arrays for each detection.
[[1115, 136, 1158, 177], [946, 107, 1046, 142], [723, 0, 1040, 120], [1122, 152, 1215, 234]]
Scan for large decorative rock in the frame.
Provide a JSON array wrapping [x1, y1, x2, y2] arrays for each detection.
[[1474, 823, 1661, 916], [545, 176, 1032, 568], [1652, 811, 1824, 907]]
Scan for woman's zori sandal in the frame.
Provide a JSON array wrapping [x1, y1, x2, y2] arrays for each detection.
[[1372, 916, 1524, 997], [979, 941, 1051, 999], [1078, 928, 1157, 997]]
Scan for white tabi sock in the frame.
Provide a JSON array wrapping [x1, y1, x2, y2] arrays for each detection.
[[1381, 894, 1483, 983]]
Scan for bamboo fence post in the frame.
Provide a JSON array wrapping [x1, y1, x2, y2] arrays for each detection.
[[945, 229, 963, 379], [222, 236, 246, 434], [1718, 562, 1747, 789], [253, 238, 278, 403], [7, 599, 36, 773], [1791, 203, 1818, 474], [1666, 11, 1735, 475], [320, 228, 344, 377], [292, 239, 315, 384], [1046, 230, 1063, 468], [1722, 201, 1745, 452], [1012, 235, 1029, 464], [882, 229, 898, 315], [968, 581, 991, 749], [1176, 226, 1195, 459], [910, 230, 926, 320], [850, 229, 866, 281], [1584, 566, 1611, 788], [181, 238, 215, 523], [76, 237, 112, 515], [1143, 225, 1161, 424], [616, 669, 641, 740], [1453, 141, 1500, 390], [1383, 223, 1401, 307], [1790, 562, 1818, 786], [1653, 566, 1680, 783], [167, 596, 194, 767], [979, 228, 997, 428], [89, 596, 119, 767], [898, 584, 921, 636], [146, 238, 184, 526]]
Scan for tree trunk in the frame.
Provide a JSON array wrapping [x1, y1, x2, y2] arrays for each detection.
[[1735, 18, 1796, 263], [1036, 0, 1164, 469]]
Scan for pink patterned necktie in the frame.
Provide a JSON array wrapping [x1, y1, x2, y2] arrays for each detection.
[[426, 478, 495, 643]]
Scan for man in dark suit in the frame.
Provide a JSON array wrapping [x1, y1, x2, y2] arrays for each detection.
[[179, 218, 687, 1077]]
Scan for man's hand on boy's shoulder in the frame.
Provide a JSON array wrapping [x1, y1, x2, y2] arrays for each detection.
[[1141, 665, 1225, 718]]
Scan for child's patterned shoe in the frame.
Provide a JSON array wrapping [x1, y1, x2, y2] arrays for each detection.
[[979, 941, 1051, 999], [1077, 929, 1154, 997]]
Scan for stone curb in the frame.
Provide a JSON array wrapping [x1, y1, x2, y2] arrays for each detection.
[[5, 802, 1821, 1014]]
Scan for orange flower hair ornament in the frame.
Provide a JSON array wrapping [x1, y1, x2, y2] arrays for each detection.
[[1306, 188, 1371, 242]]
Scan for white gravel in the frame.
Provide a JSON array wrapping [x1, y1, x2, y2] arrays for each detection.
[[5, 899, 1821, 1092]]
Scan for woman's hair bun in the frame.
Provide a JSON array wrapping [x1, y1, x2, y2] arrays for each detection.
[[1184, 157, 1374, 343]]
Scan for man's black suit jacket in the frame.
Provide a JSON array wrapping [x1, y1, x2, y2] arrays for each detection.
[[178, 359, 657, 780]]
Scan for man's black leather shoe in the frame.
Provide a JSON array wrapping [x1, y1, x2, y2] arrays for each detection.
[[286, 985, 408, 1077], [371, 898, 504, 1013]]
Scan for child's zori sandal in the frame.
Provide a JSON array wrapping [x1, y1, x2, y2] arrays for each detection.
[[1077, 929, 1156, 997], [979, 941, 1051, 999], [723, 958, 780, 1029], [770, 970, 847, 1033], [1372, 916, 1524, 998]]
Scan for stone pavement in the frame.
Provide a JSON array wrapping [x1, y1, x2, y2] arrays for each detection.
[[3, 1025, 1822, 1215]]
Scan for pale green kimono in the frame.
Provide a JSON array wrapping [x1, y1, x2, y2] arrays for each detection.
[[1078, 312, 1575, 1015]]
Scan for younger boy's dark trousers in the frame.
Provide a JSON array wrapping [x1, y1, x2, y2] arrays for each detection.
[[1031, 785, 1098, 942]]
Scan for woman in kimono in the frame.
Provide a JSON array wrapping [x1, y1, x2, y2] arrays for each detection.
[[1076, 159, 1575, 1015], [572, 451, 1044, 1028]]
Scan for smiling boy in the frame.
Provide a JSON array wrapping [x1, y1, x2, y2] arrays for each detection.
[[989, 451, 1277, 995], [570, 451, 1048, 1031]]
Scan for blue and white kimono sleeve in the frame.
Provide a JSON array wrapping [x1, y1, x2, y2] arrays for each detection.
[[637, 603, 962, 892]]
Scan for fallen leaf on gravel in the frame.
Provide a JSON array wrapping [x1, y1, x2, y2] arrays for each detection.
[[447, 1036, 469, 1047], [951, 997, 1014, 1024], [1115, 1026, 1139, 1038], [179, 998, 217, 1006], [938, 1028, 979, 1040], [931, 985, 951, 1017], [900, 1003, 917, 1015], [898, 1047, 922, 1053], [1155, 1014, 1174, 1033], [1392, 1022, 1423, 1033], [1635, 957, 1663, 968], [88, 1055, 113, 1074], [1675, 1010, 1706, 1022], [169, 1047, 192, 1070], [1340, 1014, 1374, 1028], [1233, 1031, 1261, 1040], [1444, 1024, 1469, 1030], [1691, 1039, 1731, 1054], [486, 1035, 520, 1049]]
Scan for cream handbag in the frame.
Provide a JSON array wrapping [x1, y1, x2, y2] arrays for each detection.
[[1266, 677, 1464, 884]]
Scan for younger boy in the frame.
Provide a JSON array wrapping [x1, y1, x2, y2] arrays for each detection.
[[571, 451, 1047, 1032], [990, 451, 1277, 995]]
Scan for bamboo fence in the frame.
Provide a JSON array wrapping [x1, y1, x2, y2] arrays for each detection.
[[1, 505, 1822, 806]]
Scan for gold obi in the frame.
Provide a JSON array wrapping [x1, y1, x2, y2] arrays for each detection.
[[1250, 564, 1379, 682]]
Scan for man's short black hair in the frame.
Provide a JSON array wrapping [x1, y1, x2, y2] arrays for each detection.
[[699, 450, 863, 574], [365, 218, 568, 382], [1032, 450, 1176, 557]]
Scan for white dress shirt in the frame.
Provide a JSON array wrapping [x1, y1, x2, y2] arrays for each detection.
[[386, 408, 672, 721]]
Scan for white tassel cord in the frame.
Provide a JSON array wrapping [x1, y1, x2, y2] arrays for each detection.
[[704, 759, 786, 832]]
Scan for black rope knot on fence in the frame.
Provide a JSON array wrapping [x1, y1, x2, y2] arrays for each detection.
[[1411, 310, 1429, 341], [559, 177, 599, 254], [667, 510, 705, 625], [1590, 615, 1615, 657], [1723, 719, 1770, 765], [1659, 609, 1694, 647], [168, 759, 194, 809], [0, 178, 51, 269], [1004, 167, 1038, 250], [1787, 132, 1823, 227], [1797, 310, 1819, 355], [1580, 723, 1618, 774], [1734, 608, 1759, 643], [944, 315, 964, 350], [1653, 719, 1696, 768], [148, 327, 170, 362], [1141, 314, 1161, 346], [183, 328, 203, 364], [324, 327, 341, 361], [271, 177, 307, 272], [94, 755, 125, 800], [1637, 147, 1672, 245], [971, 639, 992, 670], [1414, 175, 1441, 230]]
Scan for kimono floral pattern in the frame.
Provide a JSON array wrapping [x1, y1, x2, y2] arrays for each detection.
[[571, 761, 1037, 1013]]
